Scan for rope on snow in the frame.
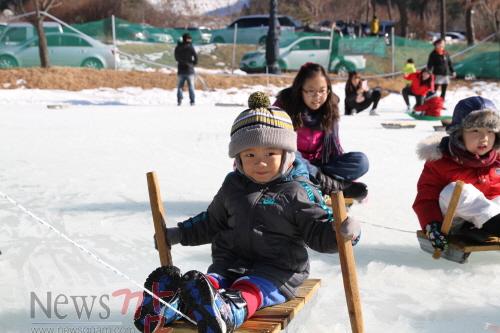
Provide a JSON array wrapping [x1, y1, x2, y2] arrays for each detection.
[[0, 190, 196, 326]]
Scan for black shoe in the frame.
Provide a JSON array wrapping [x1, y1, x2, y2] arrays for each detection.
[[343, 182, 368, 202], [190, 101, 195, 106], [453, 222, 498, 244], [482, 214, 500, 236]]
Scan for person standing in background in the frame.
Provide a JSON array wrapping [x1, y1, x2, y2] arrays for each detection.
[[403, 58, 417, 86], [370, 15, 379, 36], [174, 33, 198, 106], [427, 38, 455, 100]]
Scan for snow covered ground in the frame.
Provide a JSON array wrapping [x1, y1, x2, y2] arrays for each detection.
[[0, 82, 499, 333]]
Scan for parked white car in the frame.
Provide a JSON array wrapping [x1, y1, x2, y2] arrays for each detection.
[[240, 35, 366, 74], [0, 31, 118, 69], [0, 21, 63, 46]]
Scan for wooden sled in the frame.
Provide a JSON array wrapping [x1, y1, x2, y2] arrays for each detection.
[[325, 195, 354, 208], [416, 181, 500, 263], [381, 122, 416, 129], [434, 118, 452, 132], [147, 172, 363, 332]]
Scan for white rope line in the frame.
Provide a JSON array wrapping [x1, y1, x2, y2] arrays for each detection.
[[0, 190, 196, 326], [359, 220, 415, 234]]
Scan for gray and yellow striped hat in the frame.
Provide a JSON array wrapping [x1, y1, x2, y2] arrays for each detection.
[[228, 92, 297, 158]]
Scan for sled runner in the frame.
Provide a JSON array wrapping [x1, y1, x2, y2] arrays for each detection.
[[381, 122, 416, 129], [407, 112, 452, 121], [416, 181, 500, 263], [146, 171, 364, 333], [433, 119, 452, 132]]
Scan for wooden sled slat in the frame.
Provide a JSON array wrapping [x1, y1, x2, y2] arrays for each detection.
[[168, 279, 321, 332], [417, 230, 500, 252], [417, 230, 500, 264]]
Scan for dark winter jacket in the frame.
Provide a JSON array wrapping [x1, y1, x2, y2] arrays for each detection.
[[427, 50, 454, 76], [413, 134, 500, 230], [176, 162, 338, 298], [174, 41, 197, 75]]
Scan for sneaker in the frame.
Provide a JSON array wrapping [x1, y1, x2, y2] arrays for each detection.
[[181, 270, 247, 333], [134, 266, 183, 333], [345, 109, 356, 116], [369, 108, 380, 116], [343, 182, 368, 202], [405, 106, 411, 113]]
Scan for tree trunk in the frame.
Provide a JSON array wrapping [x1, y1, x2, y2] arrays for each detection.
[[465, 5, 475, 46], [440, 0, 446, 39], [34, 8, 50, 68], [387, 0, 393, 21], [366, 0, 370, 23], [396, 0, 409, 37]]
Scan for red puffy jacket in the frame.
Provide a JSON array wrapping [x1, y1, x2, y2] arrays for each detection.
[[404, 72, 434, 97], [413, 136, 500, 229], [414, 96, 443, 117]]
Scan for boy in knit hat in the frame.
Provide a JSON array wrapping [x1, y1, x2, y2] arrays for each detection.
[[134, 92, 361, 333], [413, 96, 500, 252]]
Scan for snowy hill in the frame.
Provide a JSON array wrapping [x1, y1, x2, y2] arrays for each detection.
[[147, 0, 249, 16], [1, 82, 499, 333]]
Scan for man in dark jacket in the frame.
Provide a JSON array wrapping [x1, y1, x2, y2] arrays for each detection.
[[174, 33, 197, 106]]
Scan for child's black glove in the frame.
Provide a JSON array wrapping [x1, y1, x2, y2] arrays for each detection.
[[314, 170, 346, 194], [154, 227, 181, 250], [425, 221, 448, 251]]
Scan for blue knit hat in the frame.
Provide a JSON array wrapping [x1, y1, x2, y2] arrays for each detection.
[[228, 92, 297, 158], [447, 96, 498, 132]]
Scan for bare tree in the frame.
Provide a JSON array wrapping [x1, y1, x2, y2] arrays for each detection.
[[33, 0, 59, 68], [12, 0, 59, 68], [386, 0, 393, 20], [479, 0, 500, 33], [439, 0, 446, 38], [303, 0, 325, 20], [464, 0, 478, 45]]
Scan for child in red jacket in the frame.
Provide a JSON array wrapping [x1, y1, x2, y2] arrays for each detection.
[[413, 96, 500, 251]]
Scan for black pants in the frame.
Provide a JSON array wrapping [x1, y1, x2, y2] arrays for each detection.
[[345, 89, 381, 114], [402, 86, 423, 107], [435, 84, 448, 99]]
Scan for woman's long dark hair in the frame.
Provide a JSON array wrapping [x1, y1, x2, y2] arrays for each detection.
[[419, 68, 433, 87], [277, 62, 339, 132], [345, 71, 361, 96]]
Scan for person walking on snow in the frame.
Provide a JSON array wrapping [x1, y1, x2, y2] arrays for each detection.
[[174, 33, 197, 106], [134, 92, 361, 333], [413, 96, 500, 252]]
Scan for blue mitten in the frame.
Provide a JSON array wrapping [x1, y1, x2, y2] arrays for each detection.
[[425, 221, 448, 251]]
